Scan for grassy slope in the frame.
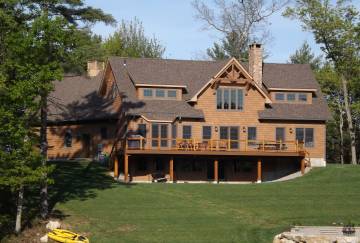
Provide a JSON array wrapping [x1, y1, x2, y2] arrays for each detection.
[[51, 162, 360, 243]]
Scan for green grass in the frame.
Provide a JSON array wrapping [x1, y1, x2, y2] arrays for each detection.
[[50, 161, 360, 243]]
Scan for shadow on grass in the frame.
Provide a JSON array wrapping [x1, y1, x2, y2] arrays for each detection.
[[0, 160, 134, 241], [49, 160, 136, 210]]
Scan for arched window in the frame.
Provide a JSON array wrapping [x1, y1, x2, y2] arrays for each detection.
[[64, 129, 72, 147]]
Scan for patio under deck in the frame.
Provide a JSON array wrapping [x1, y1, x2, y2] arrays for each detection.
[[113, 138, 309, 183]]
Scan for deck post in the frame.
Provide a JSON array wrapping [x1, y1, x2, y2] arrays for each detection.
[[301, 157, 305, 175], [169, 157, 174, 182], [114, 154, 119, 178], [257, 159, 262, 183], [214, 160, 219, 183], [124, 153, 129, 183]]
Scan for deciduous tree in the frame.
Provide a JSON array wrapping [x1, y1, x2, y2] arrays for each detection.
[[193, 0, 288, 60], [284, 0, 360, 164]]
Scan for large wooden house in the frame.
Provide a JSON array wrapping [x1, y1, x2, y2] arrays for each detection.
[[47, 44, 331, 183]]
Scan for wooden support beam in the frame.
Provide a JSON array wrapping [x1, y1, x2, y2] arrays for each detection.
[[114, 155, 119, 178], [169, 157, 174, 182], [257, 159, 262, 183], [214, 160, 219, 183], [124, 154, 129, 183], [301, 158, 305, 175]]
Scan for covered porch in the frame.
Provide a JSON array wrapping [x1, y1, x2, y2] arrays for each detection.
[[113, 153, 307, 183]]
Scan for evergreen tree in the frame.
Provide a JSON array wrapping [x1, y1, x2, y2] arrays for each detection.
[[102, 18, 165, 58], [289, 41, 322, 70], [0, 0, 115, 223], [207, 31, 248, 61]]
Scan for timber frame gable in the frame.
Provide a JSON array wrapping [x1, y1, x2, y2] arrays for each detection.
[[189, 57, 272, 104]]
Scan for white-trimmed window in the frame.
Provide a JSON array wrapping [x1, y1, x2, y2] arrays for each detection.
[[287, 93, 296, 101], [182, 125, 192, 139], [202, 126, 212, 140], [142, 88, 177, 99], [275, 93, 285, 101], [143, 89, 153, 97], [298, 93, 307, 102], [155, 89, 165, 97], [296, 128, 314, 147], [216, 88, 243, 110], [167, 90, 177, 98]]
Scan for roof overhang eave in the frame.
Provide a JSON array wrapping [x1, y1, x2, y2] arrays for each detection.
[[267, 88, 317, 92]]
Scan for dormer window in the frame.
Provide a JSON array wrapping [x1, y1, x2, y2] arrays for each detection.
[[275, 93, 285, 101], [141, 88, 178, 100], [144, 89, 153, 97], [155, 89, 165, 97], [274, 92, 309, 103], [287, 93, 296, 101], [298, 93, 307, 102], [167, 90, 177, 98]]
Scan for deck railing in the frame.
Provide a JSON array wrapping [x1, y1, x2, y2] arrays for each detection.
[[123, 137, 305, 153]]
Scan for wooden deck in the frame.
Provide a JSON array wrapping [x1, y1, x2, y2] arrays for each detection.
[[121, 137, 306, 157], [113, 138, 309, 183]]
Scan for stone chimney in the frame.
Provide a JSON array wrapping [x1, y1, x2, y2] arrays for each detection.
[[248, 43, 263, 87], [87, 60, 104, 77]]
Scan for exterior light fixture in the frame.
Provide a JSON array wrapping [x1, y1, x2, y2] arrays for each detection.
[[215, 126, 218, 132]]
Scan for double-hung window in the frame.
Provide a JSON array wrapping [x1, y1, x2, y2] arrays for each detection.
[[216, 88, 243, 110], [182, 125, 192, 139], [202, 126, 211, 140], [276, 127, 285, 142], [296, 128, 314, 147], [247, 127, 257, 146]]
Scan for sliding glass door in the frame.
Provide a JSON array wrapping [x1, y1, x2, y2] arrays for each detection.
[[219, 126, 239, 149], [152, 124, 169, 148]]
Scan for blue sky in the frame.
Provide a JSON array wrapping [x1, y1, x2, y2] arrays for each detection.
[[86, 0, 321, 63]]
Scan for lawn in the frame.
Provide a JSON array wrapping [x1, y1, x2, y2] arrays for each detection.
[[48, 161, 360, 243]]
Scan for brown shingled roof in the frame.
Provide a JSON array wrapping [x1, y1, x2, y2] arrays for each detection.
[[259, 91, 331, 121], [262, 63, 319, 89], [50, 57, 331, 123], [48, 72, 116, 122], [125, 99, 204, 121], [108, 57, 229, 100]]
